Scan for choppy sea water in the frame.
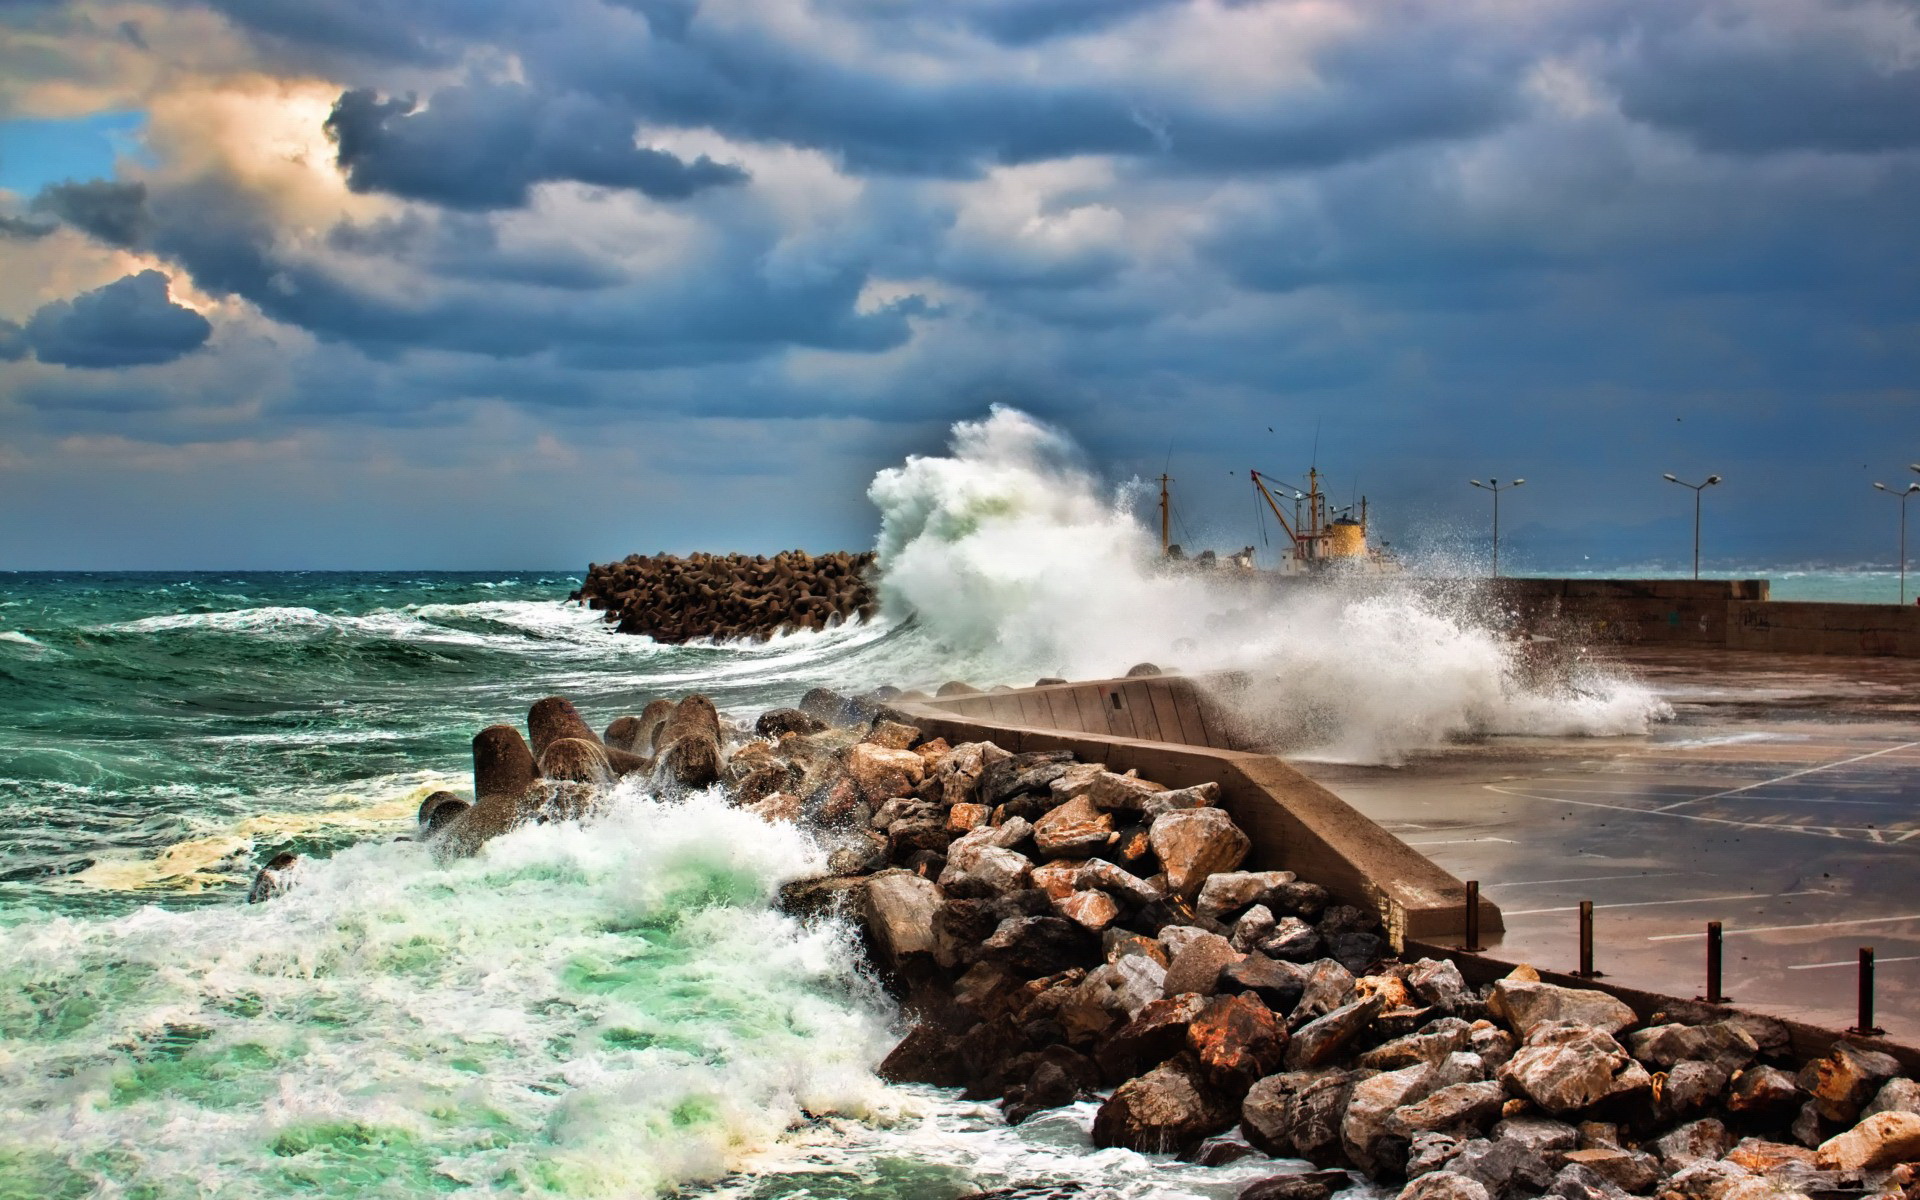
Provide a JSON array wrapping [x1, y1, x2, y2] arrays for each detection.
[[0, 572, 1342, 1199], [2, 549, 1889, 1197]]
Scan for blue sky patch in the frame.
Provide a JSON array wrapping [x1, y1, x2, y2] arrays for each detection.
[[0, 111, 151, 197]]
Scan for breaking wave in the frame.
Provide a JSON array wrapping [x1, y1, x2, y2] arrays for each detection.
[[867, 405, 1670, 763], [0, 784, 896, 1199]]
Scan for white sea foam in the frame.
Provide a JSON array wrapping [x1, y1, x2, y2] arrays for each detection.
[[866, 406, 1671, 763], [0, 784, 897, 1198]]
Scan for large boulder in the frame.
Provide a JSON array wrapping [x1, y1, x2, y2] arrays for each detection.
[[1654, 1060, 1732, 1123], [1063, 956, 1169, 1037], [1163, 931, 1242, 998], [1725, 1064, 1801, 1120], [1864, 1076, 1920, 1119], [1388, 1081, 1507, 1139], [1285, 996, 1383, 1070], [1650, 1118, 1734, 1173], [1148, 808, 1251, 896], [1222, 954, 1311, 1011], [1557, 1148, 1661, 1194], [1089, 771, 1169, 810], [1488, 979, 1636, 1040], [1359, 1018, 1475, 1071], [1077, 858, 1163, 906], [845, 742, 927, 804], [1405, 959, 1474, 1014], [755, 707, 826, 739], [1498, 1026, 1652, 1117], [1091, 1056, 1237, 1155], [1343, 1063, 1439, 1176], [978, 915, 1092, 977], [1197, 871, 1295, 919], [1290, 959, 1357, 1024], [1626, 1021, 1759, 1074], [1244, 1069, 1371, 1166], [1799, 1040, 1902, 1123], [940, 845, 1033, 895], [1033, 794, 1116, 858], [1814, 1111, 1920, 1171], [1397, 1172, 1492, 1200], [862, 872, 942, 970], [878, 1021, 969, 1088], [1054, 889, 1121, 933], [1187, 993, 1288, 1095], [1097, 994, 1207, 1083]]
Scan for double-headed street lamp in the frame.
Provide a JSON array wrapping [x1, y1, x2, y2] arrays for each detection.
[[1469, 477, 1524, 577], [1662, 473, 1722, 580], [1874, 477, 1920, 605]]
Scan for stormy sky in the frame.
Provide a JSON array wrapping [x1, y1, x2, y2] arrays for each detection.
[[1, 0, 1916, 570]]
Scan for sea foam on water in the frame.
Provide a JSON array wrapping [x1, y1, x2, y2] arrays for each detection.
[[0, 784, 895, 1198], [868, 405, 1671, 763]]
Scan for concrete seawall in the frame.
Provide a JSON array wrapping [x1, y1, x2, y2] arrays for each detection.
[[1497, 577, 1920, 658]]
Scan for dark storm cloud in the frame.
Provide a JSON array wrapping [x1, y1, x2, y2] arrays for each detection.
[[324, 83, 747, 209], [0, 213, 55, 239], [31, 179, 150, 247], [191, 0, 530, 65], [23, 270, 212, 368], [139, 171, 912, 369], [1610, 6, 1920, 155], [555, 9, 1521, 176], [0, 318, 27, 361]]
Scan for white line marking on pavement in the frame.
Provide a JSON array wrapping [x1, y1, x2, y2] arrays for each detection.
[[1483, 786, 1918, 842], [1788, 956, 1920, 971], [1648, 914, 1920, 942], [1652, 742, 1920, 812], [1490, 873, 1683, 888], [1405, 837, 1517, 847], [1502, 890, 1825, 917]]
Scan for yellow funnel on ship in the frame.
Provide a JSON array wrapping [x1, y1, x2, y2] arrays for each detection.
[[1326, 517, 1366, 558]]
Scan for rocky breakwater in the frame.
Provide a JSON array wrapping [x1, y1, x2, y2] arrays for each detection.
[[570, 550, 878, 642], [763, 693, 1920, 1200], [254, 685, 1920, 1200]]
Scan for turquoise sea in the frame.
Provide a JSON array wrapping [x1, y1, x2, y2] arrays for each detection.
[[0, 571, 1306, 1200], [0, 564, 1897, 1197]]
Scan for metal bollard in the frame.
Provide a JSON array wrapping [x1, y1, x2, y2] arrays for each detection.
[[1855, 947, 1884, 1036], [1577, 900, 1596, 977], [1703, 921, 1728, 1004], [1463, 881, 1483, 953]]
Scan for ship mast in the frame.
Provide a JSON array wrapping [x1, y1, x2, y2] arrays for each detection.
[[1158, 473, 1172, 555]]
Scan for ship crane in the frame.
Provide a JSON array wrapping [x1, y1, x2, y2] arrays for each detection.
[[1250, 466, 1372, 568]]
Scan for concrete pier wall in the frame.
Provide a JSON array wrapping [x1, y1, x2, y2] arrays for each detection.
[[1500, 577, 1920, 658], [1494, 577, 1769, 647], [1727, 598, 1920, 657]]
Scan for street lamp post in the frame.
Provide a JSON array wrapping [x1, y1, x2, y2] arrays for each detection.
[[1662, 473, 1722, 580], [1469, 478, 1525, 577], [1873, 481, 1920, 605]]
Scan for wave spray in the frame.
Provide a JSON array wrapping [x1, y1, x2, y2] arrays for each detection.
[[868, 406, 1669, 763]]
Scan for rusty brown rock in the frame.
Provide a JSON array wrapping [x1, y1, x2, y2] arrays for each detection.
[[1148, 808, 1250, 897], [1034, 794, 1116, 857], [1187, 992, 1287, 1094]]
